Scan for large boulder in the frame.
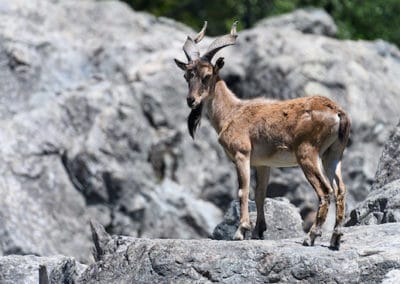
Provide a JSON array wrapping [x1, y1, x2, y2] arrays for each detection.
[[346, 179, 400, 226], [256, 8, 338, 37], [372, 120, 400, 190], [78, 221, 400, 283], [213, 198, 304, 240], [346, 121, 400, 226], [0, 255, 86, 284]]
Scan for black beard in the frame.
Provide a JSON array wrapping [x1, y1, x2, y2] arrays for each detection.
[[187, 103, 203, 139]]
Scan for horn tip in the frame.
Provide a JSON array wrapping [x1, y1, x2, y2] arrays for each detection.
[[231, 21, 238, 36], [194, 21, 208, 44], [200, 21, 208, 31]]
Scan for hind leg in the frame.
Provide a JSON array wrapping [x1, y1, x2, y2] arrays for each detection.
[[330, 161, 346, 250], [322, 143, 347, 250], [297, 144, 333, 246], [252, 166, 270, 239]]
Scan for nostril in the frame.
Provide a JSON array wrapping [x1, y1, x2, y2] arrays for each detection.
[[187, 97, 195, 106]]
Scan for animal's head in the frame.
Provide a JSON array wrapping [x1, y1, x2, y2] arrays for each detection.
[[174, 21, 238, 138]]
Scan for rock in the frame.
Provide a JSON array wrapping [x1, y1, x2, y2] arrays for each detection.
[[0, 136, 93, 262], [136, 179, 223, 239], [346, 121, 400, 226], [346, 179, 400, 226], [0, 0, 233, 262], [372, 120, 400, 190], [0, 255, 86, 284], [213, 198, 303, 240], [78, 222, 400, 283], [256, 8, 338, 37], [383, 269, 400, 284], [90, 219, 113, 262]]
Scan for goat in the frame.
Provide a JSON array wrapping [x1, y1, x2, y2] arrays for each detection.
[[174, 21, 351, 250]]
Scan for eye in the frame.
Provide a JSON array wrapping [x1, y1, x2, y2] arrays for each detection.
[[202, 74, 211, 85], [184, 71, 194, 81]]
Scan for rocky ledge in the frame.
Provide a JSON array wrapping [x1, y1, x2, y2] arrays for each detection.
[[74, 221, 400, 283], [2, 221, 399, 283]]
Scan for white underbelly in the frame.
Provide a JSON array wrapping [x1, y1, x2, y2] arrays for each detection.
[[250, 147, 298, 167]]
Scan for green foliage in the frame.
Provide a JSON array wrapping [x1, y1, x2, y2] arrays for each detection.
[[123, 0, 400, 46], [125, 0, 273, 35], [293, 0, 400, 44]]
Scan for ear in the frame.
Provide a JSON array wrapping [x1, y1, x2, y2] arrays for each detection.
[[215, 57, 224, 72], [174, 58, 187, 71]]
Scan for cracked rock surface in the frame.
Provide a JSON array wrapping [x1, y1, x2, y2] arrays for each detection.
[[78, 221, 400, 283]]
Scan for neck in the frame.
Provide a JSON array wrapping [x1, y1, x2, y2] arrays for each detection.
[[206, 79, 241, 134]]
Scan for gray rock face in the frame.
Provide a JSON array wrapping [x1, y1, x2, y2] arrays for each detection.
[[0, 0, 233, 262], [346, 121, 400, 226], [78, 222, 400, 283], [0, 255, 86, 284], [373, 120, 400, 190], [346, 179, 400, 226], [213, 198, 304, 240]]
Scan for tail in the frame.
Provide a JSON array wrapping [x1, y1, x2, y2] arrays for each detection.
[[338, 111, 351, 144]]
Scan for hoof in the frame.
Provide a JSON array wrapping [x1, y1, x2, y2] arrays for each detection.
[[233, 222, 251, 240], [251, 231, 263, 240], [251, 223, 266, 240], [303, 229, 321, 246], [329, 245, 340, 251], [302, 236, 312, 246], [329, 231, 343, 250], [233, 230, 244, 241]]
